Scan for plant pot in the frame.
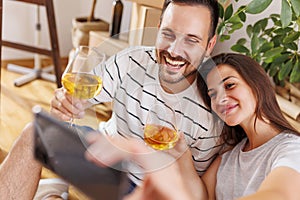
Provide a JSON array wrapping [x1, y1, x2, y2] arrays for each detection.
[[71, 17, 109, 48]]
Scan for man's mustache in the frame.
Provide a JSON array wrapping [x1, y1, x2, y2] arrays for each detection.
[[159, 50, 191, 64]]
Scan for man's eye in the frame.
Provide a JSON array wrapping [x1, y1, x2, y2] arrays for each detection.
[[162, 32, 174, 39], [185, 38, 199, 44]]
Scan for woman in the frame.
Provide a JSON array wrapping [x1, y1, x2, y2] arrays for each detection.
[[196, 53, 300, 199], [86, 53, 300, 200]]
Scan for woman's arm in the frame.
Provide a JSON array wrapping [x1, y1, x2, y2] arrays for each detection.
[[124, 160, 194, 200], [175, 148, 209, 199], [202, 156, 221, 200], [169, 133, 220, 200], [238, 167, 300, 200]]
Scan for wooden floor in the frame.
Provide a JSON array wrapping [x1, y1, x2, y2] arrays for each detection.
[[0, 59, 111, 200]]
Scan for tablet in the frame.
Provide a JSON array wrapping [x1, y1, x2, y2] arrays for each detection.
[[32, 106, 129, 200]]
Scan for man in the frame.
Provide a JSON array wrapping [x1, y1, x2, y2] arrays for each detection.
[[51, 0, 222, 191], [1, 0, 221, 198]]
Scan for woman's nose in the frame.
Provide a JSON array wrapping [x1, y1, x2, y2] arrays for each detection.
[[217, 92, 228, 105]]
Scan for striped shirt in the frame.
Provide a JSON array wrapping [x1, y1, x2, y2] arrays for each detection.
[[90, 46, 223, 185]]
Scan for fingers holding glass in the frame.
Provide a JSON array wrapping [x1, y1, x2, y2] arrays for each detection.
[[61, 46, 106, 125], [144, 104, 179, 150]]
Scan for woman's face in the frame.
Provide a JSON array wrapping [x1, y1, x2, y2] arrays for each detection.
[[206, 64, 257, 126]]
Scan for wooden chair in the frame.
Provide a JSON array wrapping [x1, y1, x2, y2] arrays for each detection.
[[0, 0, 62, 87]]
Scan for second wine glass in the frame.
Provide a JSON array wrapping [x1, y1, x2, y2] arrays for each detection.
[[144, 104, 179, 150], [62, 46, 106, 124]]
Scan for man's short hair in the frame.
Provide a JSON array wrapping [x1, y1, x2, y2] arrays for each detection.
[[160, 0, 219, 39]]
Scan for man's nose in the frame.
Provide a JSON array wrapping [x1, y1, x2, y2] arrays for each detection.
[[168, 39, 184, 57]]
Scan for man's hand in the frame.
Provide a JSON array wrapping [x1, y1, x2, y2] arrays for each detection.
[[50, 87, 88, 121]]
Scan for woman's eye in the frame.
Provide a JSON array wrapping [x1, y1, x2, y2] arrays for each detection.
[[208, 92, 216, 99], [225, 83, 235, 90]]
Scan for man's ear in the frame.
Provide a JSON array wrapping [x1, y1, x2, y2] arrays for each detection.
[[205, 35, 217, 57]]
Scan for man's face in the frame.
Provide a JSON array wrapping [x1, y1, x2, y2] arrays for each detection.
[[156, 3, 216, 86]]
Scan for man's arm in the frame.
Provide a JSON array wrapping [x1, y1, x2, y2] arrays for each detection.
[[0, 123, 42, 200]]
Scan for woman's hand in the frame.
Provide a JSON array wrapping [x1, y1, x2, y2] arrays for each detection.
[[84, 133, 193, 200], [84, 133, 175, 172]]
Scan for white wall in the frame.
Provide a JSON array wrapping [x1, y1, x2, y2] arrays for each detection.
[[2, 0, 282, 59], [2, 0, 132, 60]]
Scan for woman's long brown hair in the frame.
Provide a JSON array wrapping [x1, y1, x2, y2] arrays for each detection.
[[197, 53, 299, 146]]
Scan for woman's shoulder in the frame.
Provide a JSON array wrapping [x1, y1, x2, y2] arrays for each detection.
[[276, 132, 300, 144]]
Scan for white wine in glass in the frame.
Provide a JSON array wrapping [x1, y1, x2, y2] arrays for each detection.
[[62, 72, 102, 99], [144, 104, 178, 150], [61, 46, 105, 124]]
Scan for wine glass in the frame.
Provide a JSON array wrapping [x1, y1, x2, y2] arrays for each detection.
[[144, 104, 179, 150], [61, 46, 106, 125]]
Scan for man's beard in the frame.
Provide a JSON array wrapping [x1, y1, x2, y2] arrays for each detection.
[[156, 49, 198, 84], [158, 66, 197, 84]]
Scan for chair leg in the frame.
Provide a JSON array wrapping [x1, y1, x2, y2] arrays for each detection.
[[1, 0, 62, 88], [0, 0, 2, 91], [45, 0, 62, 88]]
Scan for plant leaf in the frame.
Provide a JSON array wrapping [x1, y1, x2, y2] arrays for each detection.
[[297, 17, 300, 27], [237, 38, 247, 45], [281, 0, 292, 28], [253, 19, 268, 33], [246, 0, 272, 14], [268, 62, 279, 76], [264, 47, 284, 58], [278, 59, 293, 80], [273, 54, 290, 64], [220, 34, 231, 42], [228, 15, 241, 23], [246, 25, 253, 38], [224, 4, 233, 21], [231, 44, 250, 54], [290, 60, 300, 83], [238, 11, 246, 22], [271, 35, 285, 47], [258, 41, 274, 53], [218, 2, 224, 19], [264, 27, 275, 36], [283, 31, 300, 44], [217, 21, 227, 35], [229, 22, 243, 33], [251, 34, 260, 54], [284, 42, 298, 51], [273, 27, 293, 35], [291, 0, 300, 17]]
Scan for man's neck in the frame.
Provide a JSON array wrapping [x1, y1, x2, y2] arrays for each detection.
[[160, 75, 196, 94]]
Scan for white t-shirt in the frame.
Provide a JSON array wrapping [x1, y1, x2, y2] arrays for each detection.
[[91, 46, 224, 184], [216, 132, 300, 199]]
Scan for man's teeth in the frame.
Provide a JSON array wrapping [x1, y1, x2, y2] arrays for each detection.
[[166, 57, 185, 66]]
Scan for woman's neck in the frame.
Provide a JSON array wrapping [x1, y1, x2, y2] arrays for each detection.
[[241, 118, 281, 151]]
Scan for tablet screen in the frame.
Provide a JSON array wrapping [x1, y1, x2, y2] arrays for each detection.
[[33, 106, 128, 200]]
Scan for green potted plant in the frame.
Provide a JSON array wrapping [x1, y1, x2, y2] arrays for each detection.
[[217, 0, 300, 85], [217, 0, 300, 125]]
